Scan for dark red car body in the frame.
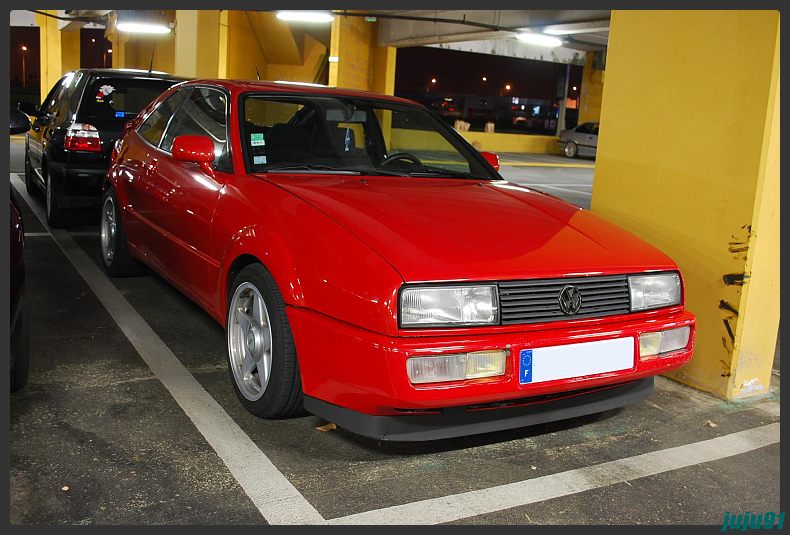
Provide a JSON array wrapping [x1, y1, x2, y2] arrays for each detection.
[[105, 80, 695, 440]]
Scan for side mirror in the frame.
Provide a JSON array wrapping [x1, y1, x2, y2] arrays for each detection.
[[480, 151, 500, 172], [172, 135, 217, 177], [10, 107, 31, 135]]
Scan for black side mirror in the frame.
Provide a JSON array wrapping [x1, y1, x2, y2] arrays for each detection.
[[10, 107, 32, 135]]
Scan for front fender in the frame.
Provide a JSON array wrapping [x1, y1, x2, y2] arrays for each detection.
[[213, 175, 404, 336]]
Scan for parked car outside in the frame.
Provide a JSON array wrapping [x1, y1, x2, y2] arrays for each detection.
[[25, 68, 189, 227], [559, 121, 599, 158], [11, 107, 31, 391], [102, 80, 695, 441]]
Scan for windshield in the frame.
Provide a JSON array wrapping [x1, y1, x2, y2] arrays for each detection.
[[240, 93, 497, 180]]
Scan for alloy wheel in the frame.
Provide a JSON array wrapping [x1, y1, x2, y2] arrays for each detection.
[[227, 282, 273, 401]]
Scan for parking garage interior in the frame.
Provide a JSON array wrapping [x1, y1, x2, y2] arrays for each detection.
[[7, 9, 780, 525]]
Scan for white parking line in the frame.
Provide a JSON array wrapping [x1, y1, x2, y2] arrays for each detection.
[[11, 173, 326, 525], [329, 422, 780, 525], [10, 170, 780, 525], [529, 184, 593, 197]]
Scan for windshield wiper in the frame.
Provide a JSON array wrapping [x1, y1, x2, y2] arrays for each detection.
[[264, 164, 361, 175], [407, 167, 489, 180]]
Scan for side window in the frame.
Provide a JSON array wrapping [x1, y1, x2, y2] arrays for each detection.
[[591, 124, 599, 135], [161, 87, 231, 172], [575, 123, 591, 134], [138, 89, 190, 148], [40, 76, 66, 117]]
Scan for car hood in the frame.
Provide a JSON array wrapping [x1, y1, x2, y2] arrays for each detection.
[[262, 175, 677, 283]]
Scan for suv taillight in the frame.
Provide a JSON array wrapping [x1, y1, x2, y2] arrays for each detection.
[[65, 123, 102, 152]]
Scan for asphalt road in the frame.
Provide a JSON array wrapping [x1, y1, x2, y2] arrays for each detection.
[[8, 136, 780, 525]]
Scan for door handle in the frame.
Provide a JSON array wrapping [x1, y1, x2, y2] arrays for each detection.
[[144, 159, 158, 176]]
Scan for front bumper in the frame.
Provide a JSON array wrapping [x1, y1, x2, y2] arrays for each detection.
[[289, 307, 695, 439]]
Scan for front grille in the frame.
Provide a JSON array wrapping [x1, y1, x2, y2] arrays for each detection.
[[498, 274, 630, 325]]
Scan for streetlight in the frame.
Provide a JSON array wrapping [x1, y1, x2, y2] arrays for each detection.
[[426, 77, 437, 92], [482, 76, 487, 81], [21, 45, 27, 87]]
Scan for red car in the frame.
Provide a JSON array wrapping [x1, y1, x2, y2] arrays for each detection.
[[102, 80, 695, 441]]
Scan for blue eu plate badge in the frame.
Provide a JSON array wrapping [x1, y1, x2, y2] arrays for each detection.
[[519, 349, 533, 384]]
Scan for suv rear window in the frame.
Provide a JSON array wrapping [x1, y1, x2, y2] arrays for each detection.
[[80, 76, 181, 124]]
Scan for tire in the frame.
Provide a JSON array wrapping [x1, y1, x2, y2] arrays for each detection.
[[100, 187, 146, 277], [24, 151, 36, 196], [11, 312, 29, 392], [45, 170, 70, 228], [564, 141, 578, 158], [226, 264, 304, 418]]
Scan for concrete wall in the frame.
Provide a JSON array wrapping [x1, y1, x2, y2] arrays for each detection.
[[578, 51, 604, 125]]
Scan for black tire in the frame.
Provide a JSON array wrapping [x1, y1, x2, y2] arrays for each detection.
[[100, 187, 146, 277], [45, 170, 70, 228], [11, 312, 29, 392], [226, 264, 304, 418], [24, 150, 36, 196], [564, 141, 578, 158]]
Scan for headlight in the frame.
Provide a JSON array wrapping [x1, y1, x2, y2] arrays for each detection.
[[400, 285, 498, 327], [628, 272, 681, 311]]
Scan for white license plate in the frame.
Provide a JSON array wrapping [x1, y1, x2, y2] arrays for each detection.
[[518, 337, 635, 385]]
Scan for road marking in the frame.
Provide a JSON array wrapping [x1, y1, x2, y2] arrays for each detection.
[[528, 184, 593, 197], [517, 183, 593, 188], [11, 173, 326, 525], [329, 422, 780, 525], [500, 162, 595, 168]]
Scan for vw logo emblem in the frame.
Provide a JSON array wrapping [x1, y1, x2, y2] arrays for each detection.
[[558, 285, 582, 315]]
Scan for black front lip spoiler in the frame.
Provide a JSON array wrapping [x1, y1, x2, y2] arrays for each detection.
[[304, 377, 654, 442]]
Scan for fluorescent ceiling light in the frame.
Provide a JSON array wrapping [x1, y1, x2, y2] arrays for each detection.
[[328, 56, 339, 63], [116, 22, 171, 34], [276, 11, 334, 23], [516, 32, 563, 47]]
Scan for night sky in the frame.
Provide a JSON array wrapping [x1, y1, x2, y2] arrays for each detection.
[[395, 46, 583, 102]]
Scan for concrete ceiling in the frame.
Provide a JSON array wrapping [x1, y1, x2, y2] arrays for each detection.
[[370, 10, 610, 51]]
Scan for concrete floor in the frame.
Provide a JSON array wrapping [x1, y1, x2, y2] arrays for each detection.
[[8, 137, 781, 525]]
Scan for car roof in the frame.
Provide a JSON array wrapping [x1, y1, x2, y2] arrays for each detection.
[[179, 78, 421, 106], [76, 68, 190, 82]]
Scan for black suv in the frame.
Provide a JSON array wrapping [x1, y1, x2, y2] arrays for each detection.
[[24, 69, 189, 227]]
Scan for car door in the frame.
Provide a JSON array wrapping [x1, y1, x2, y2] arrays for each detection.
[[589, 124, 599, 157], [149, 86, 231, 305], [28, 76, 66, 185], [122, 88, 191, 260]]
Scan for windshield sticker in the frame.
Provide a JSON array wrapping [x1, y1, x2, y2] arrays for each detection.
[[96, 85, 115, 99], [254, 155, 267, 165], [250, 133, 265, 147]]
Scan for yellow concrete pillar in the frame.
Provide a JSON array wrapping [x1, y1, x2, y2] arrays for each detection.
[[328, 15, 397, 94], [35, 11, 81, 103], [175, 10, 220, 78], [591, 10, 780, 400], [577, 51, 604, 125], [218, 10, 230, 79]]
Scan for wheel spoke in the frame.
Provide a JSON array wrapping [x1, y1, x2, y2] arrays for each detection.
[[252, 292, 264, 324], [236, 308, 253, 333], [257, 352, 271, 385], [241, 351, 256, 379]]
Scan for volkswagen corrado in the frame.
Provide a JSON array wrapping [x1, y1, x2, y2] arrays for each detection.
[[101, 79, 696, 441]]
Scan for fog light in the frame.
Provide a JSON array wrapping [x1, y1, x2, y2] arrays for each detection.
[[640, 326, 691, 359], [639, 332, 662, 358], [407, 350, 506, 384]]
